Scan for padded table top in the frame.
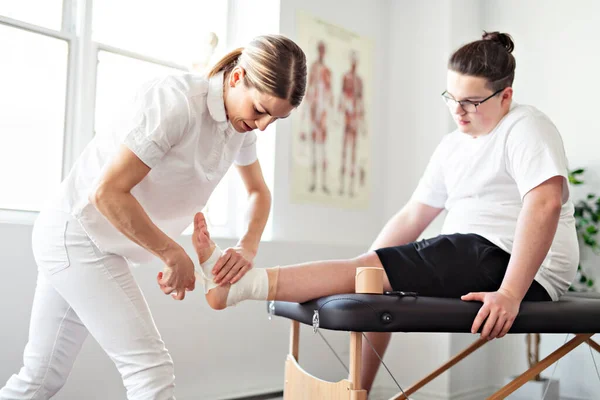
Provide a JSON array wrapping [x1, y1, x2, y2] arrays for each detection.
[[270, 292, 600, 333]]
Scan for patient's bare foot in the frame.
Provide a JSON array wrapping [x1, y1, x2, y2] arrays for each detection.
[[192, 212, 215, 262], [193, 212, 230, 310]]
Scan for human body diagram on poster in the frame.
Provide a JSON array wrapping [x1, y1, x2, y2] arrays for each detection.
[[292, 11, 372, 209]]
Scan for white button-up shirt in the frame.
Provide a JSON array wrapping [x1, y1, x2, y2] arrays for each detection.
[[46, 72, 257, 265]]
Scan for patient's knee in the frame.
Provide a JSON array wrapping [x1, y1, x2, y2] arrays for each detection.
[[355, 251, 384, 269]]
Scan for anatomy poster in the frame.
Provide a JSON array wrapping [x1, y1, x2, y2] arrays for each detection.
[[291, 11, 373, 209]]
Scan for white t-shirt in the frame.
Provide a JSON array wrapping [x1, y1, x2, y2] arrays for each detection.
[[412, 103, 579, 301], [45, 72, 258, 265]]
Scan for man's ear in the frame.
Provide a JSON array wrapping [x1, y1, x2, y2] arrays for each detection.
[[502, 87, 513, 102]]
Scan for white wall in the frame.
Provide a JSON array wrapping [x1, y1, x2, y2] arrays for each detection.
[[374, 0, 456, 397], [275, 0, 390, 248], [480, 2, 600, 399], [384, 0, 450, 225]]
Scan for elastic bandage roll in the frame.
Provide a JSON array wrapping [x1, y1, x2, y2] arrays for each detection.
[[196, 245, 269, 307]]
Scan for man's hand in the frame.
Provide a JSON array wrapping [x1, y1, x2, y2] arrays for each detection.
[[212, 247, 255, 285], [461, 289, 522, 340]]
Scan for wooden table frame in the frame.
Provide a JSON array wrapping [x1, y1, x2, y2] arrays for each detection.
[[283, 323, 596, 400], [282, 268, 598, 399]]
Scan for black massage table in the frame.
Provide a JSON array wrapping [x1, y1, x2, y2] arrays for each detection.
[[269, 291, 600, 399]]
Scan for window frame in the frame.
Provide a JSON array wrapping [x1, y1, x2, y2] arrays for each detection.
[[0, 0, 262, 240], [0, 4, 75, 222]]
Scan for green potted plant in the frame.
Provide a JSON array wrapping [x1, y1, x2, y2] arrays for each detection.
[[568, 168, 600, 291]]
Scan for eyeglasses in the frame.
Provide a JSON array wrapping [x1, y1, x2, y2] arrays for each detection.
[[441, 88, 505, 113]]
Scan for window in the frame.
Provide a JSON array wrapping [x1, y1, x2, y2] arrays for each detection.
[[1, 0, 279, 239], [92, 0, 227, 67], [0, 0, 63, 30], [0, 12, 68, 213]]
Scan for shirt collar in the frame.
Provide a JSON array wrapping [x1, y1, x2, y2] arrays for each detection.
[[207, 71, 230, 131]]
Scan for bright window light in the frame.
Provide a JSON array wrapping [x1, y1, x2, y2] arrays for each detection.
[[0, 0, 63, 30], [92, 0, 228, 66], [0, 25, 68, 211]]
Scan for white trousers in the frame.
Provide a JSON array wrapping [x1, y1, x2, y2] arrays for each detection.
[[0, 211, 175, 399]]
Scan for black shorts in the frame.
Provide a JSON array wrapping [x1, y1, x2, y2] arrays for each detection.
[[375, 233, 551, 301]]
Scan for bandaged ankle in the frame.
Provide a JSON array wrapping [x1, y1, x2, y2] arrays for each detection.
[[226, 268, 269, 307], [195, 246, 221, 294], [195, 245, 269, 306]]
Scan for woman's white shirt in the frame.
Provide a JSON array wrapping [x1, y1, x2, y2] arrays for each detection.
[[45, 71, 257, 265]]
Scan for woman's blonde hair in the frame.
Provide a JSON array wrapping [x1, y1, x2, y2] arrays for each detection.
[[207, 34, 307, 107]]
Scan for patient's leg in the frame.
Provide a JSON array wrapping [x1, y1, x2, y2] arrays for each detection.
[[182, 212, 391, 310]]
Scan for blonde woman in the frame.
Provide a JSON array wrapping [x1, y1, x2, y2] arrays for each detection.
[[1, 34, 306, 400]]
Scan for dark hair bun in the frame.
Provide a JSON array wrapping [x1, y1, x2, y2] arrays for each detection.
[[482, 31, 515, 53]]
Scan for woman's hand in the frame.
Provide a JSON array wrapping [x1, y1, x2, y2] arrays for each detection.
[[212, 247, 255, 285], [157, 246, 196, 300]]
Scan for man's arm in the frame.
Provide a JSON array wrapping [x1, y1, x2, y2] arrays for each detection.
[[370, 199, 444, 250], [463, 176, 563, 339], [500, 175, 563, 300]]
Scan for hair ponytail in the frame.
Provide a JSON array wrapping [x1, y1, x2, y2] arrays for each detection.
[[482, 31, 515, 54], [206, 47, 244, 78]]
